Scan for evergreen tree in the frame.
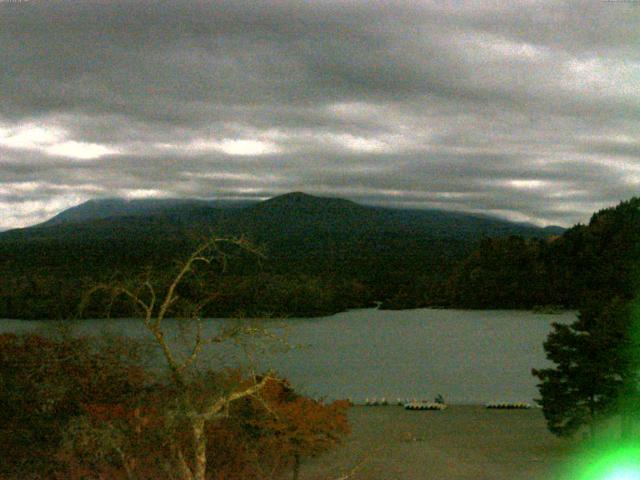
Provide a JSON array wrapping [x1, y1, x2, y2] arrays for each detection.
[[533, 297, 640, 437]]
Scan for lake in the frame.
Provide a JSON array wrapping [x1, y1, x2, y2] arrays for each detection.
[[0, 308, 575, 404]]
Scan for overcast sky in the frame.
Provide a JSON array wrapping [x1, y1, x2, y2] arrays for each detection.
[[1, 0, 638, 229]]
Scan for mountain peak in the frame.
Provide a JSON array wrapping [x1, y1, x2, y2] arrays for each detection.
[[267, 191, 327, 202], [259, 192, 363, 210], [279, 191, 312, 199]]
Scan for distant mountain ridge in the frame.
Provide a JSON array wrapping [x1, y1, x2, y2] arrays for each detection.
[[36, 197, 252, 228], [7, 192, 565, 241]]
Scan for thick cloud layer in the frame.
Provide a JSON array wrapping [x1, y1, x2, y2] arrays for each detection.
[[1, 0, 638, 229]]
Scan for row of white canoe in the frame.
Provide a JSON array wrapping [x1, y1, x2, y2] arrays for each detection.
[[362, 399, 447, 409], [485, 402, 532, 409], [360, 399, 532, 410]]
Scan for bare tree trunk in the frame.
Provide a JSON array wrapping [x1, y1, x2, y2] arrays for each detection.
[[193, 417, 208, 480], [175, 445, 195, 480], [83, 237, 270, 480]]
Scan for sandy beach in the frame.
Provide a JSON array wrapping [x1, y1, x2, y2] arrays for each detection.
[[302, 405, 578, 480]]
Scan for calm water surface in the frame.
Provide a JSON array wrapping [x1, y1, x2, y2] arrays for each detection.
[[0, 308, 575, 404]]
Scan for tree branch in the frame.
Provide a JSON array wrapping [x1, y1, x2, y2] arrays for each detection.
[[200, 375, 277, 421]]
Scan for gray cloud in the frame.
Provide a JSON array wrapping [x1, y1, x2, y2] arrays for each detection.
[[0, 0, 638, 229]]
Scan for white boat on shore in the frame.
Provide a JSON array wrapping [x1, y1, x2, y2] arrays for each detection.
[[485, 402, 531, 409], [404, 400, 447, 411]]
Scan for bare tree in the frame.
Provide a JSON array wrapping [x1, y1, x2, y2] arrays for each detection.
[[81, 236, 279, 480]]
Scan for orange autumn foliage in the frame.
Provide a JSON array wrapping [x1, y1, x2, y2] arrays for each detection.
[[0, 333, 147, 479], [58, 372, 350, 480], [0, 332, 349, 479], [206, 376, 351, 479]]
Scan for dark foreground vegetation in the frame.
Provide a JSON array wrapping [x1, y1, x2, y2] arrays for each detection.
[[0, 333, 350, 479]]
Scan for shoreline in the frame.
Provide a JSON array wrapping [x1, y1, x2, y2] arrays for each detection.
[[0, 305, 576, 322]]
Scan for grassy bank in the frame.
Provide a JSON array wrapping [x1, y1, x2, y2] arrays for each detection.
[[303, 405, 578, 480]]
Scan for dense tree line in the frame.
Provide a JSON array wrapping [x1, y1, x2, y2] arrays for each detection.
[[441, 198, 640, 309], [0, 232, 464, 319], [0, 270, 376, 320]]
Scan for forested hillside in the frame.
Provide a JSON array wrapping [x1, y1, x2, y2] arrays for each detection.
[[441, 198, 640, 309], [0, 191, 592, 319]]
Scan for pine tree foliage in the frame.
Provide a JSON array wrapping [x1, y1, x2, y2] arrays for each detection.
[[533, 298, 640, 437]]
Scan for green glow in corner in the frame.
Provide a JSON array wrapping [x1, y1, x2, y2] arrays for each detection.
[[571, 444, 640, 480], [606, 469, 640, 480]]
